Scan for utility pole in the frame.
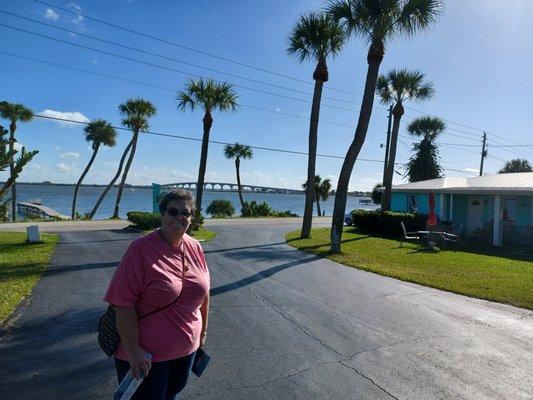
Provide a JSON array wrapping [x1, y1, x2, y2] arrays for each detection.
[[479, 131, 487, 176], [382, 105, 393, 185]]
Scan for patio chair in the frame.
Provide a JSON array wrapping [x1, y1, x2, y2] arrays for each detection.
[[400, 221, 421, 248]]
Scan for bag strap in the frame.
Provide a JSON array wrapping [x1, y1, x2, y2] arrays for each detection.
[[138, 241, 187, 321]]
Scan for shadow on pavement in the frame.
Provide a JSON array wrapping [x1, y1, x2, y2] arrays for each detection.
[[211, 255, 321, 297], [44, 262, 118, 277]]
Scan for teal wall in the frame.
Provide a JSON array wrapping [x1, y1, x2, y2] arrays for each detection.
[[482, 195, 494, 222], [390, 192, 438, 214], [517, 197, 532, 226], [393, 192, 532, 229], [453, 194, 468, 227]]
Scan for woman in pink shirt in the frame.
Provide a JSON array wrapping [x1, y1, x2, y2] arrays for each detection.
[[104, 189, 210, 399]]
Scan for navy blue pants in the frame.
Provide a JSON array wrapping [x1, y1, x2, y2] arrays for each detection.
[[114, 352, 195, 400]]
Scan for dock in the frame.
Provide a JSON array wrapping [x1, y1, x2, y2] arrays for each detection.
[[17, 202, 70, 220]]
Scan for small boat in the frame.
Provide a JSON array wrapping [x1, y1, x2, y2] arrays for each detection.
[[28, 198, 42, 205], [359, 198, 373, 205]]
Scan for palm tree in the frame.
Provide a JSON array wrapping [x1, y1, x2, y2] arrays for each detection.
[[224, 143, 253, 209], [178, 78, 238, 222], [0, 101, 33, 221], [302, 175, 332, 217], [71, 119, 116, 219], [376, 69, 434, 211], [112, 98, 157, 218], [499, 159, 532, 173], [405, 116, 445, 182], [326, 0, 442, 252], [288, 12, 345, 239]]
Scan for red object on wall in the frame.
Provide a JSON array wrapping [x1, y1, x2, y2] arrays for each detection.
[[427, 191, 437, 227]]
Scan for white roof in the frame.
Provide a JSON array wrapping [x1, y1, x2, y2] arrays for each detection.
[[391, 172, 533, 195]]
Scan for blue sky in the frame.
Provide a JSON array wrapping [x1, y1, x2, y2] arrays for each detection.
[[1, 0, 532, 191]]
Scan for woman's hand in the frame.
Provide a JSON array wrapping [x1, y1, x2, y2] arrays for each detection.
[[127, 347, 152, 380], [200, 331, 207, 348]]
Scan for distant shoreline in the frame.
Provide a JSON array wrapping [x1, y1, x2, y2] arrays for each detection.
[[5, 182, 371, 196]]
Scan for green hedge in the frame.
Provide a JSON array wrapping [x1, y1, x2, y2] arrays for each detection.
[[206, 199, 235, 218], [241, 201, 298, 217], [127, 212, 161, 230], [351, 210, 427, 237]]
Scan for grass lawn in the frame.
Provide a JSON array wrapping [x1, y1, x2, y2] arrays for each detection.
[[142, 228, 217, 242], [286, 228, 533, 310], [0, 231, 59, 323]]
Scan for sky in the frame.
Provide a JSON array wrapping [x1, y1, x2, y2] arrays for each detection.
[[0, 0, 532, 191]]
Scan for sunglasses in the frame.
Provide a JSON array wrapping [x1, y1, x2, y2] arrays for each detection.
[[166, 208, 193, 218]]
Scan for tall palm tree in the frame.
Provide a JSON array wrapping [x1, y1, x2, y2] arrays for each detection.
[[326, 0, 442, 252], [288, 12, 345, 239], [71, 119, 116, 219], [0, 101, 33, 221], [405, 116, 445, 182], [224, 143, 253, 209], [302, 175, 332, 217], [112, 98, 157, 218], [376, 69, 434, 211], [499, 159, 532, 173], [178, 78, 238, 222]]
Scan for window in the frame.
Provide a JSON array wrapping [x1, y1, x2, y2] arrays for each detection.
[[407, 195, 418, 213]]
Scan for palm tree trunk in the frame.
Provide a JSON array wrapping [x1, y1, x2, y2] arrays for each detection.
[[301, 71, 325, 238], [300, 60, 328, 238], [113, 131, 139, 218], [71, 144, 100, 219], [316, 194, 322, 217], [330, 43, 384, 253], [235, 158, 244, 209], [8, 122, 16, 221], [195, 112, 213, 219], [88, 140, 133, 219], [382, 105, 403, 211]]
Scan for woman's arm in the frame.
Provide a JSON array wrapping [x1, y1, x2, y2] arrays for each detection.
[[116, 306, 151, 379], [199, 294, 210, 347]]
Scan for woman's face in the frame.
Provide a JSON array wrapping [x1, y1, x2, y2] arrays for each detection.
[[161, 199, 192, 236]]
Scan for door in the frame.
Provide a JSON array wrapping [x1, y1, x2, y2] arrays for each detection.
[[467, 196, 484, 230]]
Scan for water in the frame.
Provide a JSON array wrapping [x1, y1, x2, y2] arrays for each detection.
[[12, 183, 376, 220]]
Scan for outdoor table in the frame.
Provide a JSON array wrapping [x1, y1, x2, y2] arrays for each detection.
[[416, 230, 454, 250]]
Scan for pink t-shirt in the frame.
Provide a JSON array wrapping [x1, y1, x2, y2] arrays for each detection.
[[103, 230, 210, 362]]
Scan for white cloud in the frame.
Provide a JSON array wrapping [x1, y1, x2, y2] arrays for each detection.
[[68, 3, 85, 26], [29, 164, 47, 172], [14, 142, 24, 151], [463, 167, 479, 174], [90, 58, 99, 65], [44, 8, 59, 21], [275, 107, 282, 113], [60, 151, 80, 159], [38, 109, 90, 127], [68, 32, 78, 38], [54, 162, 76, 174], [55, 145, 63, 151], [104, 161, 119, 168]]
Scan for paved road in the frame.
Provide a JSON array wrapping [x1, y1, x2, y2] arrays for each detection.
[[1, 221, 532, 399]]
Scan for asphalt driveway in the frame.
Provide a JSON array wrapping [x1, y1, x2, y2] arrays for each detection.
[[1, 221, 532, 399]]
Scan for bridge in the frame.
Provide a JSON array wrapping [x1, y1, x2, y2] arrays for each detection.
[[158, 182, 304, 195]]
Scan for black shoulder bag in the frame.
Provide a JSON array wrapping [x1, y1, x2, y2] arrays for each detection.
[[98, 244, 187, 357]]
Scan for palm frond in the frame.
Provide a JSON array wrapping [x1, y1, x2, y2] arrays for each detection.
[[407, 115, 445, 140], [288, 12, 345, 63], [177, 78, 238, 114], [84, 119, 117, 147], [0, 101, 34, 123], [118, 98, 157, 132]]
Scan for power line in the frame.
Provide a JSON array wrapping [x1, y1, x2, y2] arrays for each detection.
[[0, 23, 357, 113], [31, 113, 389, 164], [0, 10, 361, 107], [29, 0, 526, 150], [31, 0, 358, 96], [0, 50, 355, 129]]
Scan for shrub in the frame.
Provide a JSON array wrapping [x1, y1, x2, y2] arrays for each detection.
[[189, 212, 204, 232], [241, 201, 297, 217], [127, 211, 161, 230], [206, 199, 235, 218], [351, 210, 427, 237], [241, 201, 272, 217]]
